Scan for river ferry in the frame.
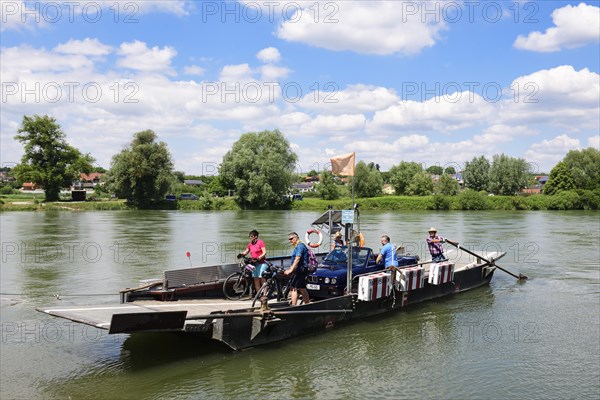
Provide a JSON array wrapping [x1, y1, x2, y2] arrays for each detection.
[[37, 209, 508, 350]]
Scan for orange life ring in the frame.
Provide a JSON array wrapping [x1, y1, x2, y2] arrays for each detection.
[[305, 228, 323, 248]]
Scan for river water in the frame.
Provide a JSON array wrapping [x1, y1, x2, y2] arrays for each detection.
[[1, 210, 598, 399]]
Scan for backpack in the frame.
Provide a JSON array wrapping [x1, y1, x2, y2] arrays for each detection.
[[303, 248, 319, 273]]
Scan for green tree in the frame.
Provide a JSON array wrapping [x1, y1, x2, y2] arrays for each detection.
[[543, 161, 575, 195], [173, 171, 186, 182], [426, 165, 443, 176], [203, 176, 228, 197], [444, 166, 456, 175], [389, 161, 422, 195], [219, 129, 297, 209], [563, 148, 600, 190], [13, 115, 94, 202], [487, 154, 530, 195], [463, 156, 490, 192], [106, 130, 175, 207], [407, 171, 434, 196], [436, 173, 460, 195], [380, 170, 392, 184], [354, 161, 383, 198], [317, 170, 340, 200]]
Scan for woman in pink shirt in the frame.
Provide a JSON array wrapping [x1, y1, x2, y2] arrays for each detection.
[[238, 230, 268, 293]]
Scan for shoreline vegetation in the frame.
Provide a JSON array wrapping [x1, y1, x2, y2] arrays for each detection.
[[2, 189, 598, 211]]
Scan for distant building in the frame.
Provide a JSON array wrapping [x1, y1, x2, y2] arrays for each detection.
[[451, 172, 464, 186], [183, 179, 204, 186], [22, 182, 38, 190], [522, 176, 549, 195], [382, 184, 395, 195], [291, 182, 315, 193], [73, 172, 104, 190], [0, 172, 16, 182]]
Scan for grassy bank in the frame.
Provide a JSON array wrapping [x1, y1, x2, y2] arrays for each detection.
[[293, 190, 600, 211], [0, 197, 239, 211], [2, 190, 598, 212]]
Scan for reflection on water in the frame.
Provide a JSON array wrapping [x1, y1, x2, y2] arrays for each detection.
[[1, 210, 598, 400], [119, 332, 232, 371]]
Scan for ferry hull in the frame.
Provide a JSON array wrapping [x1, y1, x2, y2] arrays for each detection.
[[207, 265, 495, 350], [37, 254, 500, 351]]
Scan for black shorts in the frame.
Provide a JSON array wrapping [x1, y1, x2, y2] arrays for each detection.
[[289, 271, 307, 289]]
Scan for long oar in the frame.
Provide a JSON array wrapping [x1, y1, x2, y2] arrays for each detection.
[[387, 249, 456, 270], [445, 239, 528, 280]]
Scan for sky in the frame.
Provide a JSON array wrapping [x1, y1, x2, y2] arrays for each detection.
[[1, 0, 599, 176]]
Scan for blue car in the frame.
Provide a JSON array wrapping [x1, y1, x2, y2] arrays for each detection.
[[179, 193, 199, 200], [305, 246, 419, 299]]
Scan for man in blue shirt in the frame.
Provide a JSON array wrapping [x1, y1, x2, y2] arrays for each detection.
[[283, 231, 311, 306], [376, 235, 398, 267]]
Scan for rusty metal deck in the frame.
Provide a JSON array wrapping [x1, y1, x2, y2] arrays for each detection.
[[37, 299, 254, 332]]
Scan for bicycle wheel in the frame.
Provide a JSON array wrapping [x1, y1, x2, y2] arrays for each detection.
[[223, 272, 248, 300], [280, 281, 291, 302], [273, 280, 286, 302], [251, 282, 270, 308]]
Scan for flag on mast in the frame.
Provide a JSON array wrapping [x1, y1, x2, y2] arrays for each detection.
[[330, 152, 355, 176]]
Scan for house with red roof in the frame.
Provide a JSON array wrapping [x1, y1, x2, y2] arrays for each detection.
[[73, 172, 104, 190], [22, 182, 38, 191]]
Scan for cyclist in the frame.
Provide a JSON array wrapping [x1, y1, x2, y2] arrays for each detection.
[[238, 230, 268, 293]]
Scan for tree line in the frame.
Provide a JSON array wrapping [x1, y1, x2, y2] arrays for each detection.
[[7, 114, 600, 209]]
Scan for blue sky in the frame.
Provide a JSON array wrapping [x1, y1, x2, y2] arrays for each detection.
[[1, 0, 599, 175]]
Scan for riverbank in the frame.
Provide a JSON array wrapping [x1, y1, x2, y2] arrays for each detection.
[[2, 189, 598, 211], [293, 190, 599, 211]]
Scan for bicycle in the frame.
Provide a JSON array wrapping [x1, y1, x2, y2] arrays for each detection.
[[251, 262, 290, 308], [223, 256, 256, 300]]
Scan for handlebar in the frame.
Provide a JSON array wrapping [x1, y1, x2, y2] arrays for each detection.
[[261, 263, 285, 280]]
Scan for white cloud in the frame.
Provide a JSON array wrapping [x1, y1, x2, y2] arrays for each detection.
[[116, 41, 177, 74], [276, 1, 445, 55], [259, 64, 291, 81], [276, 113, 366, 139], [218, 63, 254, 82], [0, 1, 45, 32], [132, 0, 190, 16], [525, 134, 581, 171], [0, 1, 190, 33], [354, 134, 429, 153], [256, 47, 282, 63], [54, 38, 112, 56], [279, 112, 312, 126], [588, 135, 600, 150], [298, 84, 399, 114], [0, 45, 93, 78], [1, 37, 597, 175], [473, 125, 538, 145], [514, 3, 600, 52], [497, 66, 600, 128], [300, 113, 366, 134], [369, 92, 493, 133], [183, 65, 205, 76]]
